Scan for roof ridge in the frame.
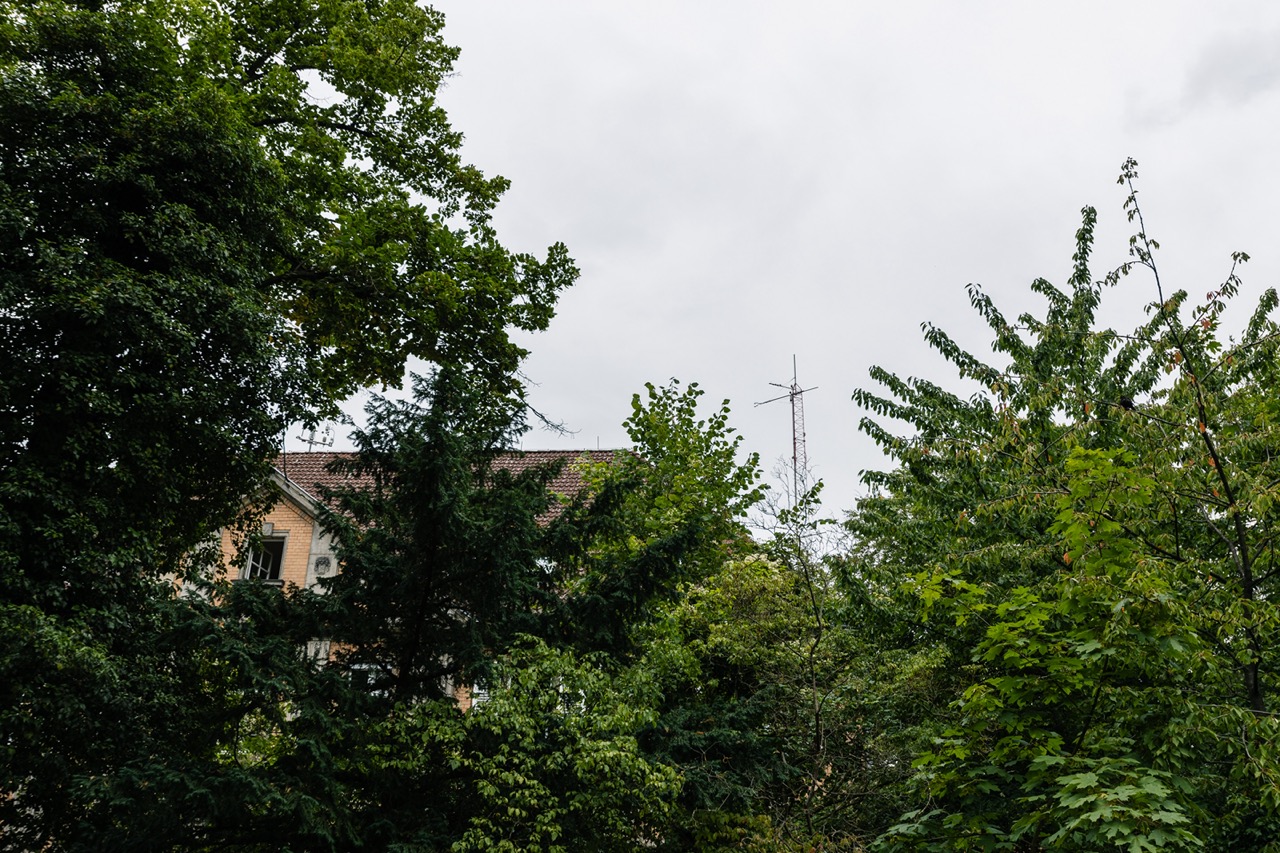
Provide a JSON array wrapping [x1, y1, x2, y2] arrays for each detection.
[[272, 448, 621, 510], [508, 448, 625, 453]]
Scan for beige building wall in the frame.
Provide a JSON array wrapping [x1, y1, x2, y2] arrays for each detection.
[[219, 492, 335, 589]]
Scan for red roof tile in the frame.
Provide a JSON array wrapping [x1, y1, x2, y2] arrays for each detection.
[[275, 450, 623, 507], [493, 450, 623, 502], [275, 451, 362, 502]]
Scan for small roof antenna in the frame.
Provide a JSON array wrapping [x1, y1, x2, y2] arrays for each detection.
[[295, 424, 334, 452]]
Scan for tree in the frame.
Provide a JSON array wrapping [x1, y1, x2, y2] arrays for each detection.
[[543, 382, 874, 848], [1, 0, 302, 614], [847, 161, 1280, 850], [1, 4, 311, 843], [369, 641, 681, 852], [300, 379, 780, 849], [0, 0, 575, 846], [1, 0, 576, 602], [287, 378, 745, 849], [631, 476, 936, 851], [546, 380, 766, 659], [314, 368, 562, 706]]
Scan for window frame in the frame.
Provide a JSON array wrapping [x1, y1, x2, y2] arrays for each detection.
[[241, 534, 287, 585]]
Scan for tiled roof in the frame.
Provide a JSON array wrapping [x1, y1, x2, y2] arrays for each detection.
[[493, 449, 622, 502], [275, 449, 623, 507], [275, 451, 363, 502]]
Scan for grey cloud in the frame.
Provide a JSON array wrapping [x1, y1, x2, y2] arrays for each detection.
[[1184, 28, 1280, 109], [329, 1, 1280, 515]]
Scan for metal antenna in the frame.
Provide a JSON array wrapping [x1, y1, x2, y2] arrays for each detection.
[[295, 424, 334, 452], [755, 355, 816, 503]]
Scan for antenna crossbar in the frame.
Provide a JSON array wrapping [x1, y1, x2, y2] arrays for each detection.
[[295, 424, 335, 452]]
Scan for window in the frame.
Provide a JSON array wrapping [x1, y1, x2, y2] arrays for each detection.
[[304, 639, 331, 662], [243, 538, 285, 582], [350, 663, 388, 697]]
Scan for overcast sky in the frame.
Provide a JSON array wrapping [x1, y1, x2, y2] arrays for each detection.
[[329, 2, 1280, 516]]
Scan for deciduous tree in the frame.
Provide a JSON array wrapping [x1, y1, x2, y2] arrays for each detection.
[[0, 0, 574, 846], [546, 380, 766, 659], [849, 161, 1280, 851]]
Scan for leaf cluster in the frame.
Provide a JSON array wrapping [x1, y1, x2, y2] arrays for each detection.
[[850, 162, 1280, 851]]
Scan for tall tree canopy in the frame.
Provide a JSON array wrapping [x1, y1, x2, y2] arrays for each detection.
[[0, 1, 575, 847], [0, 0, 577, 604], [302, 372, 696, 850], [316, 368, 561, 707], [847, 161, 1280, 851]]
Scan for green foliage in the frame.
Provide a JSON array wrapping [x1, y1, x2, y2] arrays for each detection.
[[0, 0, 577, 403], [314, 369, 562, 705], [547, 380, 766, 658], [1, 0, 574, 847], [1, 0, 298, 613], [448, 642, 680, 852], [348, 641, 682, 852], [0, 580, 361, 850], [287, 378, 762, 850], [1, 0, 576, 601], [852, 161, 1280, 850], [638, 556, 808, 838], [212, 0, 580, 400], [629, 479, 929, 851]]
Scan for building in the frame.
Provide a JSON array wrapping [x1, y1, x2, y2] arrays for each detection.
[[219, 450, 620, 589]]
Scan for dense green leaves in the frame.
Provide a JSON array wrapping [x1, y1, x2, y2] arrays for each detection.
[[372, 641, 680, 852], [851, 162, 1280, 851], [546, 380, 766, 658], [1, 0, 578, 605], [1, 0, 296, 612], [1, 0, 576, 847], [315, 369, 562, 704], [10, 3, 1280, 843]]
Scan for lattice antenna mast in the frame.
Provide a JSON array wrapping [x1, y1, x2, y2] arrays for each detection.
[[755, 355, 817, 504]]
